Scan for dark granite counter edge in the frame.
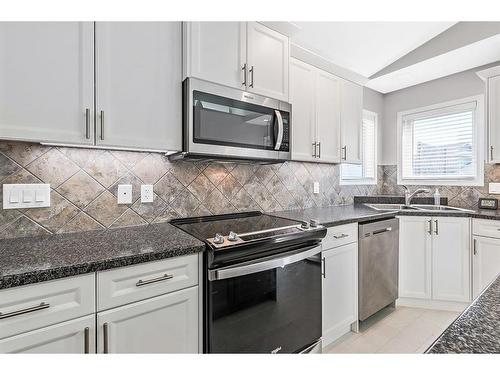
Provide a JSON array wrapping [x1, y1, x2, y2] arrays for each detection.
[[425, 274, 500, 354], [0, 245, 204, 290]]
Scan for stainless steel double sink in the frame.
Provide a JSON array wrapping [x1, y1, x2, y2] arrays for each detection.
[[365, 203, 474, 213]]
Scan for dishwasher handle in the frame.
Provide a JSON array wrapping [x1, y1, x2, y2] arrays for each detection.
[[364, 227, 393, 237]]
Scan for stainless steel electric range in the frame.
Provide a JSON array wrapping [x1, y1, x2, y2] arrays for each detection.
[[171, 211, 326, 354]]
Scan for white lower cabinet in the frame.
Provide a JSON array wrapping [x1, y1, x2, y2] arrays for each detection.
[[473, 236, 500, 298], [0, 315, 95, 354], [398, 216, 471, 309], [398, 216, 432, 299], [97, 286, 199, 353], [472, 219, 500, 298], [322, 224, 358, 348]]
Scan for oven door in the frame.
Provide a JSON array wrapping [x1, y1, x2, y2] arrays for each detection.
[[205, 244, 322, 353], [184, 78, 291, 161]]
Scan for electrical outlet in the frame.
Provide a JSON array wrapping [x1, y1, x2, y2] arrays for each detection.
[[117, 185, 133, 204], [313, 182, 320, 194], [141, 185, 154, 203]]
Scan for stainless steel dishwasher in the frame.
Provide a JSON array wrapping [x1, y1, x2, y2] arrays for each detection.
[[358, 217, 399, 321]]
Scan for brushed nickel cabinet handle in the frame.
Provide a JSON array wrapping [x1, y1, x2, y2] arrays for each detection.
[[427, 220, 432, 235], [103, 323, 109, 354], [84, 327, 90, 354], [317, 142, 321, 158], [473, 238, 477, 255], [0, 302, 50, 320], [322, 257, 326, 278], [312, 142, 317, 158], [136, 273, 174, 287], [249, 66, 254, 88], [85, 108, 91, 139], [242, 63, 247, 86], [333, 233, 348, 239], [491, 146, 494, 161], [434, 219, 439, 235], [100, 110, 105, 141], [342, 146, 347, 160]]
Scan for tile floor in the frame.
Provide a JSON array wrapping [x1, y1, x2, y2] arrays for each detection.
[[325, 306, 460, 354]]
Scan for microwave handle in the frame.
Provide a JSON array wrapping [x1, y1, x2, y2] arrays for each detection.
[[274, 110, 284, 151]]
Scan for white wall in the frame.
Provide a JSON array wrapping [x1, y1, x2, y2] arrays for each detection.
[[380, 61, 500, 165], [363, 87, 384, 164]]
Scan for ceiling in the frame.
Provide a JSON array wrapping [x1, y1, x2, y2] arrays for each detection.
[[290, 22, 456, 77]]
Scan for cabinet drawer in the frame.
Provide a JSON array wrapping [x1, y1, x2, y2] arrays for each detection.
[[473, 219, 500, 238], [322, 223, 358, 250], [0, 274, 95, 340], [97, 254, 199, 311]]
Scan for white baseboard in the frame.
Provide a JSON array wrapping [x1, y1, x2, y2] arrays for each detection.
[[396, 298, 469, 312], [322, 321, 357, 348]]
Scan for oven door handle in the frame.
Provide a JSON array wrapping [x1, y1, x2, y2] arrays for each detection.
[[274, 110, 284, 151], [209, 244, 322, 281]]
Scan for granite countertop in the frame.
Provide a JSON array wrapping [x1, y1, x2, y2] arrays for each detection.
[[4, 197, 500, 291], [427, 275, 500, 354], [274, 204, 398, 227], [0, 222, 205, 290]]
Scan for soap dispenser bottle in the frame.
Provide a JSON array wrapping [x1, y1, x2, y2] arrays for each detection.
[[434, 188, 441, 206]]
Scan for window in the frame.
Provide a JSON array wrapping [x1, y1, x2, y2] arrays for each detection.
[[340, 110, 377, 185], [397, 96, 484, 186]]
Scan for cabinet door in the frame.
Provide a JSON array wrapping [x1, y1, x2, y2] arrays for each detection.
[[316, 70, 341, 163], [322, 242, 358, 346], [473, 236, 500, 298], [95, 22, 182, 151], [0, 22, 94, 145], [340, 79, 362, 163], [290, 58, 316, 162], [488, 75, 500, 162], [97, 286, 198, 353], [246, 22, 289, 101], [398, 216, 432, 299], [432, 217, 471, 302], [0, 315, 95, 354], [184, 22, 246, 89]]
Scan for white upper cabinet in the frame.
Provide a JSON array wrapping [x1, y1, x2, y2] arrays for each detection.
[[95, 22, 182, 151], [290, 59, 316, 162], [340, 79, 363, 164], [184, 22, 246, 89], [184, 22, 289, 101], [246, 22, 289, 101], [488, 75, 500, 162], [0, 22, 94, 145], [431, 217, 471, 303], [316, 70, 341, 163], [290, 58, 341, 163]]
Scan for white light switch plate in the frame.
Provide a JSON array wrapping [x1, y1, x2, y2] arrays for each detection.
[[313, 182, 320, 194], [3, 184, 51, 209], [141, 185, 154, 203], [489, 182, 500, 194], [117, 184, 133, 204]]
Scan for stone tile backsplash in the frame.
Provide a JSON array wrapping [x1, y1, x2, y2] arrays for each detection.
[[379, 164, 500, 210], [0, 141, 378, 239]]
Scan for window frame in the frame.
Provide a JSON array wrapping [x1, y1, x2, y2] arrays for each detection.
[[397, 95, 485, 187], [340, 109, 378, 186]]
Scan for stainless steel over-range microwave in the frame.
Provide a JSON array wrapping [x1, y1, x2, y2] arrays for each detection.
[[182, 78, 291, 161]]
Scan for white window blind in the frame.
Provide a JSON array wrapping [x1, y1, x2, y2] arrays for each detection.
[[401, 101, 477, 181], [341, 110, 377, 183]]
